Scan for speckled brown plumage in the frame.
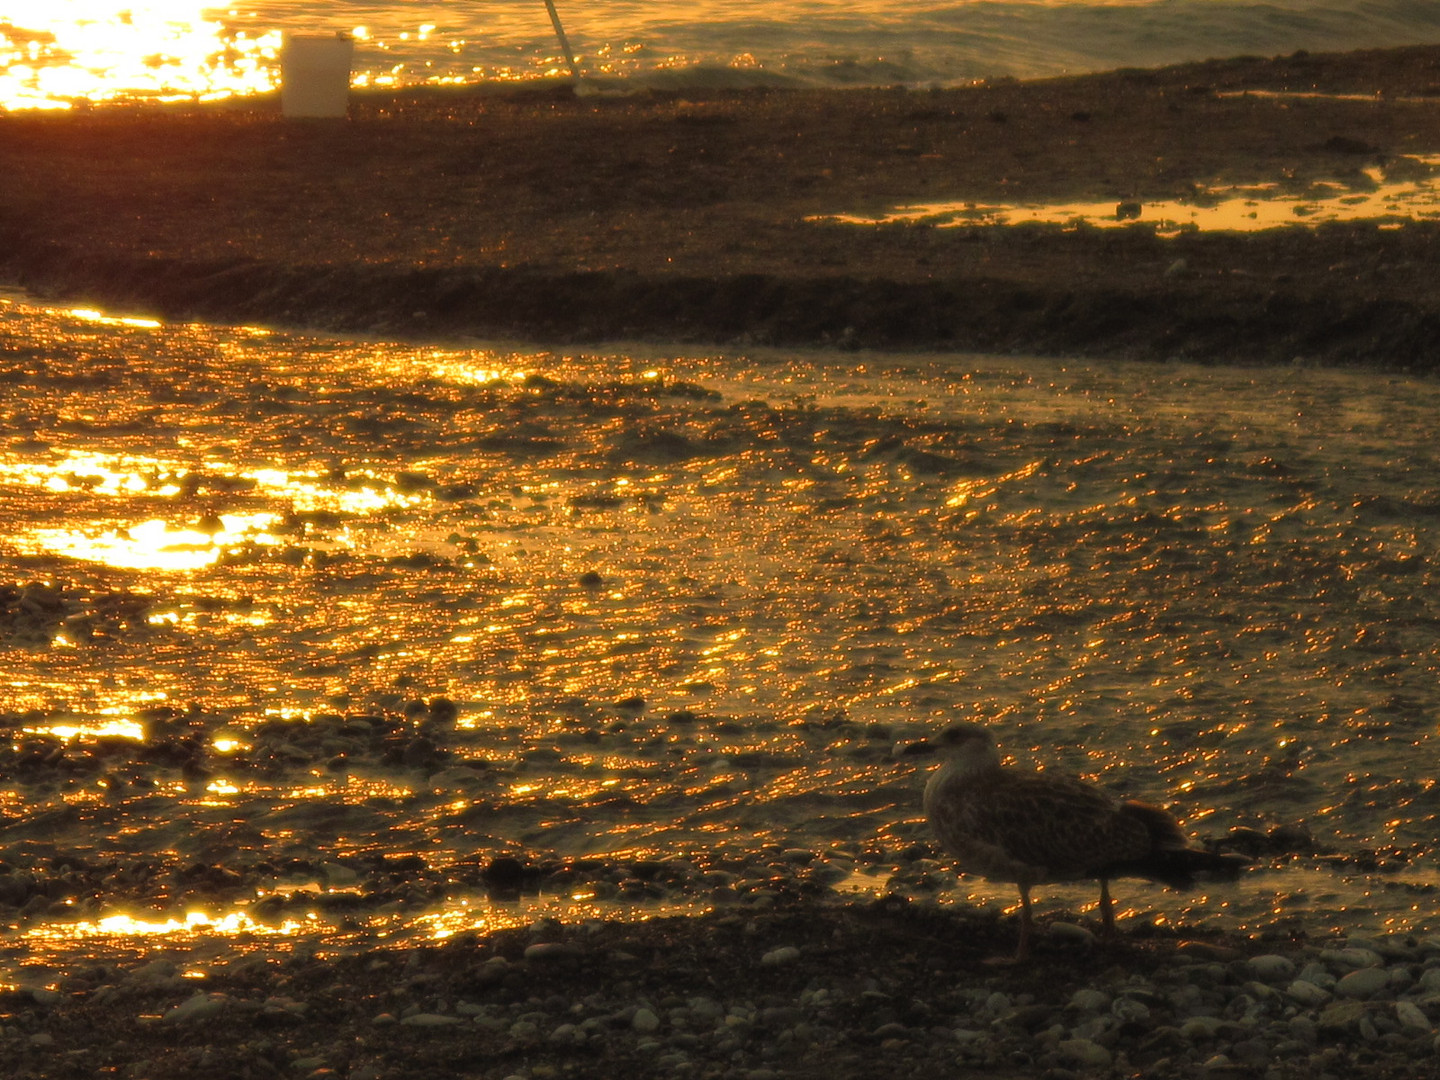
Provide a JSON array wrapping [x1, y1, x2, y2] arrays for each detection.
[[920, 722, 1245, 959], [928, 768, 1170, 886]]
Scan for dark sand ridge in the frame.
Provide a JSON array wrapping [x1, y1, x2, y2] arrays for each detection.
[[2, 45, 1440, 366]]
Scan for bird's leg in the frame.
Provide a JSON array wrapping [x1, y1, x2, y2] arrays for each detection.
[[984, 885, 1035, 965], [1015, 883, 1034, 962], [1099, 877, 1115, 937]]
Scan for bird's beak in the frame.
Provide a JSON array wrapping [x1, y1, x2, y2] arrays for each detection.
[[894, 739, 935, 759]]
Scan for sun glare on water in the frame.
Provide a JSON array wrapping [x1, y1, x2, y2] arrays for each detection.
[[24, 909, 320, 947], [29, 514, 282, 572], [0, 1, 280, 110]]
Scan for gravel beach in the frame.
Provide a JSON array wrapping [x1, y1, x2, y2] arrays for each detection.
[[6, 895, 1440, 1080], [2, 45, 1440, 367]]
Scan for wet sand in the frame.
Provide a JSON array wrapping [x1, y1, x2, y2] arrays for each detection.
[[2, 45, 1440, 367]]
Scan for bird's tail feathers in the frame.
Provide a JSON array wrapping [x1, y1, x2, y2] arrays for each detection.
[[1120, 845, 1252, 889], [1117, 799, 1252, 888], [1120, 799, 1189, 848]]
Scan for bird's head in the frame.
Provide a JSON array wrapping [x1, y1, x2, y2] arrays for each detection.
[[897, 721, 998, 764], [934, 722, 996, 752]]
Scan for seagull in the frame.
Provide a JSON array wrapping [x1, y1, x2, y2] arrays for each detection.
[[915, 722, 1247, 960]]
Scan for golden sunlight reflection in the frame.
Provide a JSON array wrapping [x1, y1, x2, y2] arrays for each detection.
[[0, 1, 280, 111], [28, 513, 281, 572], [0, 451, 191, 498], [25, 718, 144, 741], [66, 307, 163, 329], [508, 777, 628, 800], [819, 156, 1440, 234], [335, 342, 535, 389], [198, 775, 413, 806], [244, 467, 425, 514], [419, 353, 530, 387], [25, 909, 320, 945], [6, 294, 1440, 964], [17, 899, 729, 969], [0, 449, 420, 517], [413, 895, 712, 941]]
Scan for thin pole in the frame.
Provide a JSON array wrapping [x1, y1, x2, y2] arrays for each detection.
[[542, 0, 580, 83]]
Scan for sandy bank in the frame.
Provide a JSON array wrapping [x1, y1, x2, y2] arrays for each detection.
[[2, 46, 1440, 366], [2, 45, 1440, 367]]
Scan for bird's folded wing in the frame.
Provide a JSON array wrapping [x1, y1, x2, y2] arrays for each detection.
[[957, 772, 1153, 878]]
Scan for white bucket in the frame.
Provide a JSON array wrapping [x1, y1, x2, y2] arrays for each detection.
[[280, 33, 354, 119]]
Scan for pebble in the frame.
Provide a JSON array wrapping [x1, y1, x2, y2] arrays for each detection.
[[1175, 941, 1242, 962], [1180, 1016, 1225, 1039], [1068, 988, 1110, 1013], [1111, 996, 1150, 1023], [402, 1013, 464, 1027], [1285, 979, 1331, 1006], [1297, 961, 1335, 988], [1335, 967, 1391, 999], [126, 959, 184, 991], [1057, 1037, 1112, 1068], [1318, 1001, 1368, 1032], [1321, 947, 1383, 970], [690, 996, 724, 1020], [1047, 921, 1096, 946], [1246, 954, 1295, 981], [523, 942, 580, 962], [632, 1008, 661, 1033], [1395, 1000, 1431, 1032], [761, 945, 801, 966], [163, 992, 228, 1023]]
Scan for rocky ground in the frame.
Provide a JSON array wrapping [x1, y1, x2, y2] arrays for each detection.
[[4, 897, 1440, 1080], [2, 45, 1440, 367], [0, 687, 1426, 1080]]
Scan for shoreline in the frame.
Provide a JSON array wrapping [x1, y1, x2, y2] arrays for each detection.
[[1, 45, 1439, 367]]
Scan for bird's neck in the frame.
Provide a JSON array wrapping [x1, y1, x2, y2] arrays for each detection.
[[925, 741, 1002, 809], [945, 740, 1002, 781]]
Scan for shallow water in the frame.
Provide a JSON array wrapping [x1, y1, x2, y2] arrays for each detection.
[[821, 152, 1440, 234], [1, 291, 1439, 980]]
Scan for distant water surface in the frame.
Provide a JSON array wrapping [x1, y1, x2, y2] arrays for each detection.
[[1, 291, 1439, 977], [3, 0, 1440, 108]]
